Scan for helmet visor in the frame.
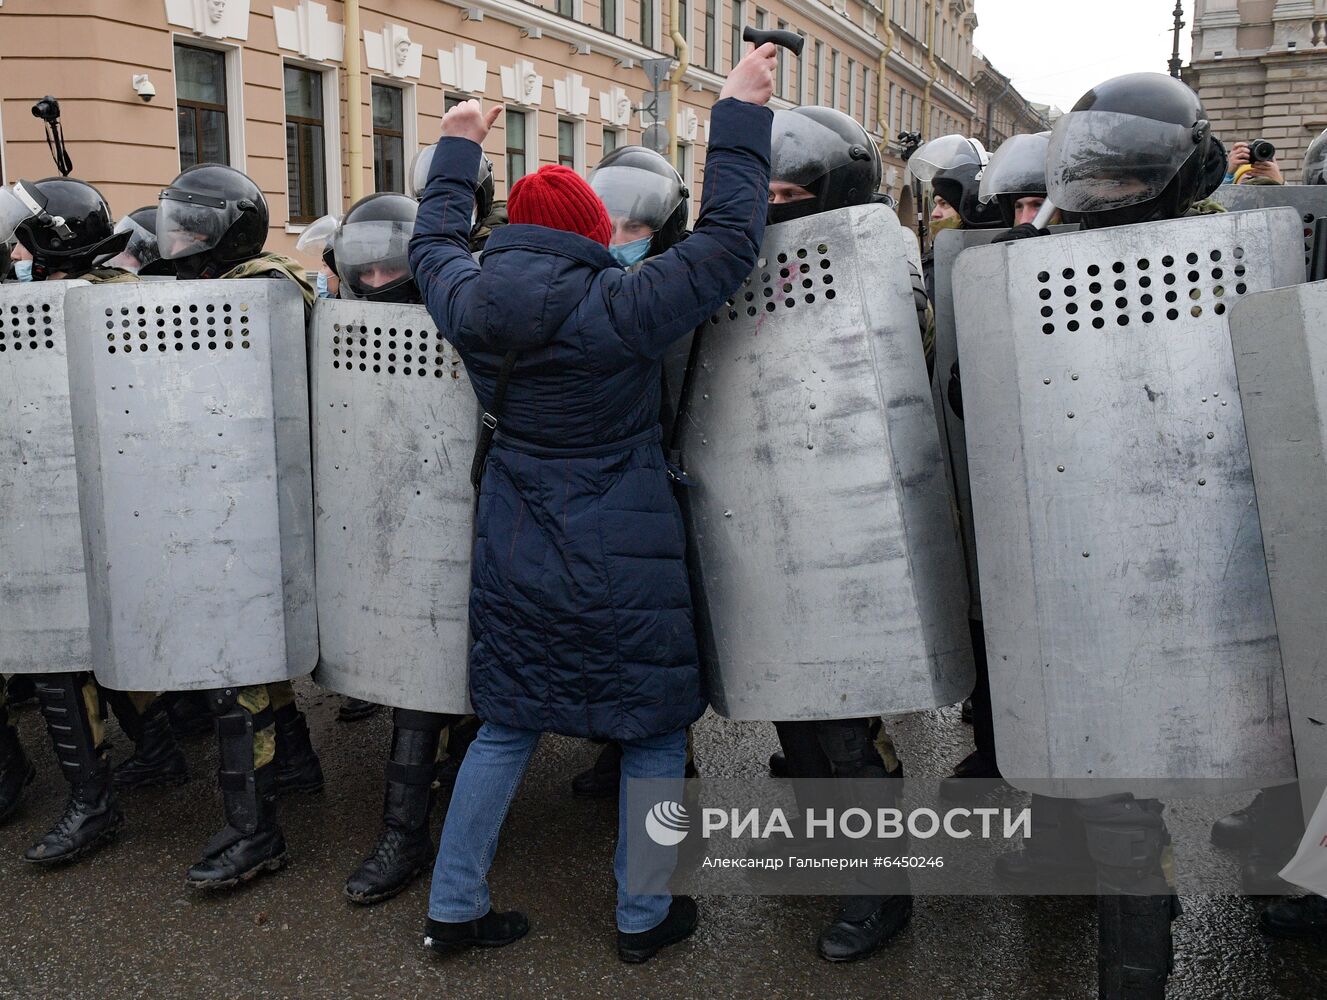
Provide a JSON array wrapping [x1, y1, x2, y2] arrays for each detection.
[[296, 213, 340, 253], [978, 133, 1051, 204], [907, 134, 984, 182], [105, 214, 161, 272], [0, 187, 33, 245], [1047, 111, 1198, 214], [409, 144, 436, 200], [589, 165, 682, 232], [156, 190, 237, 261], [769, 111, 854, 190], [332, 219, 413, 299]]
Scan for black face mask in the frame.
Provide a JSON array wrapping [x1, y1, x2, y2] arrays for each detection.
[[767, 196, 822, 226], [354, 278, 421, 305]]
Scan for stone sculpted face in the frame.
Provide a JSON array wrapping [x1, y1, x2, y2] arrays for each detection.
[[395, 37, 412, 67], [616, 96, 631, 122], [523, 72, 539, 99], [206, 0, 226, 24]]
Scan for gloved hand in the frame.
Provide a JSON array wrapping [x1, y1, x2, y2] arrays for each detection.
[[992, 223, 1049, 243], [947, 359, 963, 421]]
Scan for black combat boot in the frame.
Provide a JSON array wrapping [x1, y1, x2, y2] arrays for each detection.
[[24, 675, 123, 864], [1081, 796, 1178, 1000], [186, 695, 286, 889], [0, 718, 35, 826], [617, 895, 698, 963], [337, 697, 380, 722], [274, 701, 324, 795], [571, 741, 623, 798], [425, 909, 530, 954], [1261, 895, 1327, 940], [345, 710, 446, 905], [5, 674, 36, 708], [166, 691, 214, 740], [1239, 784, 1305, 895], [817, 893, 914, 962], [995, 794, 1095, 891], [108, 694, 188, 790]]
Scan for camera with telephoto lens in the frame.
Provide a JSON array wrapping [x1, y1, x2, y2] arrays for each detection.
[[1248, 138, 1277, 164], [31, 96, 61, 124]]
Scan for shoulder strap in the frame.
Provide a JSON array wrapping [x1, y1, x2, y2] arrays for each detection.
[[470, 349, 519, 491]]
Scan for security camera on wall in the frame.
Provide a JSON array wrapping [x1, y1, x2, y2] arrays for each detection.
[[133, 74, 157, 103]]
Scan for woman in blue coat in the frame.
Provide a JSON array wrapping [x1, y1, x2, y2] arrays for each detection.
[[409, 45, 776, 962]]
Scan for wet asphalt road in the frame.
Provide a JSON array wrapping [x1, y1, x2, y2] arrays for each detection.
[[0, 681, 1323, 1000]]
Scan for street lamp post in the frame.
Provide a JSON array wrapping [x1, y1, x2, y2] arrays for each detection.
[[1169, 1, 1186, 78]]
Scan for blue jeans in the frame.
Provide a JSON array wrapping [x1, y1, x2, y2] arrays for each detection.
[[427, 721, 688, 933]]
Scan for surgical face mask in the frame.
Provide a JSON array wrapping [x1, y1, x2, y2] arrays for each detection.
[[14, 260, 33, 283], [316, 270, 333, 298], [609, 235, 652, 268]]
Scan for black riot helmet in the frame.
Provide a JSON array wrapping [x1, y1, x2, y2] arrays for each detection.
[[978, 132, 1052, 228], [589, 145, 689, 255], [1047, 72, 1214, 229], [105, 206, 175, 276], [329, 193, 419, 304], [768, 106, 882, 224], [409, 144, 496, 230], [1304, 128, 1327, 185], [156, 163, 269, 279], [930, 163, 1004, 229], [13, 178, 131, 279]]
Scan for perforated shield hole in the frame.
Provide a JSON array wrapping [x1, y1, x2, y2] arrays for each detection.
[[1031, 245, 1251, 334], [709, 242, 835, 324], [106, 301, 252, 355], [329, 322, 458, 378], [0, 301, 58, 354], [1304, 212, 1317, 268]]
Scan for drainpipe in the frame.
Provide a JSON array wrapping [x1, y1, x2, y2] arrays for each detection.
[[668, 0, 690, 164], [878, 10, 894, 157], [345, 0, 365, 203], [920, 0, 937, 139]]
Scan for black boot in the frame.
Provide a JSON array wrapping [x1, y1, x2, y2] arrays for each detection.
[[338, 697, 380, 722], [166, 692, 214, 740], [1081, 797, 1176, 1000], [425, 909, 529, 954], [1239, 784, 1305, 894], [618, 895, 698, 963], [24, 675, 123, 864], [187, 696, 286, 889], [274, 701, 324, 795], [1261, 895, 1327, 940], [0, 718, 35, 826], [816, 893, 913, 962], [5, 674, 36, 708], [108, 694, 188, 790], [939, 749, 1008, 802], [345, 710, 445, 905], [1210, 793, 1260, 850], [768, 750, 789, 778], [571, 741, 623, 798], [995, 794, 1095, 891]]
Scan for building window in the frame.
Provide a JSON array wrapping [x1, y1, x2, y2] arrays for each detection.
[[175, 44, 230, 169], [704, 0, 718, 70], [445, 94, 468, 113], [813, 40, 823, 107], [847, 58, 857, 118], [678, 0, 689, 52], [506, 110, 530, 187], [888, 82, 896, 135], [775, 19, 788, 98], [602, 0, 618, 32], [830, 50, 840, 110], [285, 65, 327, 224], [641, 0, 655, 47], [862, 68, 871, 129], [675, 142, 692, 191], [372, 83, 405, 194], [794, 31, 805, 105], [558, 0, 574, 16], [730, 0, 746, 70], [602, 127, 623, 157], [558, 118, 580, 170]]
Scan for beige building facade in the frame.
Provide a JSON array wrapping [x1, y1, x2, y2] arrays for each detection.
[[1186, 0, 1327, 180], [0, 0, 1038, 265]]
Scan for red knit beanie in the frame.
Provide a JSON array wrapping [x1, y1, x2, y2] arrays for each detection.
[[508, 165, 612, 246]]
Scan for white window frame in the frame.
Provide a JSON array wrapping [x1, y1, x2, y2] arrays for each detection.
[[730, 0, 748, 72], [370, 78, 418, 197], [281, 58, 343, 230], [557, 116, 586, 173], [847, 58, 857, 120], [171, 34, 247, 174], [0, 99, 7, 184], [601, 126, 626, 159], [830, 50, 841, 112], [813, 39, 823, 107], [505, 107, 538, 188], [676, 141, 693, 194]]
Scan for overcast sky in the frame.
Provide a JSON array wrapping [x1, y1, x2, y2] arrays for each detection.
[[972, 0, 1193, 113]]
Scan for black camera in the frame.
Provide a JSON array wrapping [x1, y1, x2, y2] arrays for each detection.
[[1248, 138, 1277, 164], [31, 96, 61, 124]]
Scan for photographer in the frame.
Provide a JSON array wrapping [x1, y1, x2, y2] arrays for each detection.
[[1225, 138, 1284, 185]]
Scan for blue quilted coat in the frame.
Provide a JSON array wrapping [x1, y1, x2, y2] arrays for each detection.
[[410, 98, 772, 740]]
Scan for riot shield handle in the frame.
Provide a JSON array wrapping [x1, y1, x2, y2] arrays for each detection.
[[742, 26, 805, 57]]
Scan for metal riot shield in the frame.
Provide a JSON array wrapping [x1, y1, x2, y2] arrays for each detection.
[[954, 208, 1302, 796], [931, 225, 1077, 616], [309, 300, 477, 714], [0, 280, 91, 675], [1230, 280, 1327, 817], [676, 204, 973, 721], [1212, 184, 1327, 278], [64, 280, 316, 692]]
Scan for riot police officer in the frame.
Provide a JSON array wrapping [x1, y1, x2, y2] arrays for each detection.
[[760, 105, 915, 963], [7, 177, 139, 864], [104, 206, 176, 277], [1304, 128, 1327, 185], [152, 163, 324, 888]]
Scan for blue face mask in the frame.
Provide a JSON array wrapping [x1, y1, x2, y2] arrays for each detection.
[[609, 235, 652, 268], [316, 270, 332, 298], [14, 260, 33, 283]]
